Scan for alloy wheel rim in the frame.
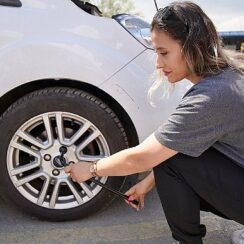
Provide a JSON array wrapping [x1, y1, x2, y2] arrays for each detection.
[[7, 111, 110, 209]]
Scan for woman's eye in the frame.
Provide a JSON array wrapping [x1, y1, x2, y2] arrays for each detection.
[[160, 52, 167, 56]]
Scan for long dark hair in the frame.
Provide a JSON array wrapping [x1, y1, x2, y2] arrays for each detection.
[[151, 1, 243, 77]]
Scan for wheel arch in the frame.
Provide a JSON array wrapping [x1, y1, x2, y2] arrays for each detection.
[[0, 79, 139, 148]]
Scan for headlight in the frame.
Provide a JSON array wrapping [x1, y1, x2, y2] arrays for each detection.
[[113, 14, 153, 49]]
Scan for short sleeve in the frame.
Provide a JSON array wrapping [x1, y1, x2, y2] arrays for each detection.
[[154, 86, 226, 157]]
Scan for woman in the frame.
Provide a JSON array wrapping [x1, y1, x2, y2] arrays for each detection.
[[65, 2, 244, 244]]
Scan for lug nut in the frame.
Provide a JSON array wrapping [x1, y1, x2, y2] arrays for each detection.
[[52, 169, 60, 176], [44, 154, 51, 161], [59, 146, 67, 154]]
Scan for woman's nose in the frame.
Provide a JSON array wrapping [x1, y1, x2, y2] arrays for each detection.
[[156, 56, 164, 69]]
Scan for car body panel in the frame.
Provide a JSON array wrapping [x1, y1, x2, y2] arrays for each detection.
[[101, 49, 191, 141], [0, 0, 190, 143], [0, 0, 144, 95]]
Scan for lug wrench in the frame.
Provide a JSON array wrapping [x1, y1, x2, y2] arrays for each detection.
[[59, 147, 139, 206], [89, 178, 139, 206]]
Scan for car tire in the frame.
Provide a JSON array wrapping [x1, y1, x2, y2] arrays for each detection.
[[0, 87, 130, 221]]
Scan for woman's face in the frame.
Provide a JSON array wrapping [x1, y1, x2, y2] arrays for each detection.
[[151, 29, 200, 83]]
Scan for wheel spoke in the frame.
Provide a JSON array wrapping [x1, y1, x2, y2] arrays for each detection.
[[79, 182, 94, 198], [55, 113, 65, 145], [76, 130, 100, 153], [10, 161, 40, 176], [14, 171, 44, 187], [11, 142, 41, 160], [67, 121, 91, 146], [42, 114, 54, 147], [66, 179, 83, 204], [37, 176, 51, 206], [50, 179, 61, 209], [17, 130, 47, 149]]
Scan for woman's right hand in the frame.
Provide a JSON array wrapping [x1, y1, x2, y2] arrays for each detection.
[[124, 172, 155, 211]]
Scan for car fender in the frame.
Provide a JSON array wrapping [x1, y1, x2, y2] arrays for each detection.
[[0, 0, 144, 97], [101, 49, 192, 142]]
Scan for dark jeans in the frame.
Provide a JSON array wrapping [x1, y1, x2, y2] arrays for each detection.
[[153, 147, 244, 244]]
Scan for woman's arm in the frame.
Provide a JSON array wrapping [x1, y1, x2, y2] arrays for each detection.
[[97, 134, 177, 176], [65, 134, 177, 183]]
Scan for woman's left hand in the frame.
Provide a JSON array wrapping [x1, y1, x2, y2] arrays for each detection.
[[64, 162, 91, 183], [124, 184, 146, 211], [124, 171, 155, 211]]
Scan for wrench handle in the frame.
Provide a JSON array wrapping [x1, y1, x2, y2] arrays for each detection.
[[90, 178, 139, 206]]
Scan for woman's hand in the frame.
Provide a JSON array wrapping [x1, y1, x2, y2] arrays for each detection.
[[64, 162, 92, 183], [125, 172, 155, 211]]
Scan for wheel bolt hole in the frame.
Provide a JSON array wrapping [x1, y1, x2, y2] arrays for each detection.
[[44, 154, 51, 161], [52, 169, 60, 176]]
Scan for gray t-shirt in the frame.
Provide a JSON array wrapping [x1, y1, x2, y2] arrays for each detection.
[[154, 68, 244, 167]]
